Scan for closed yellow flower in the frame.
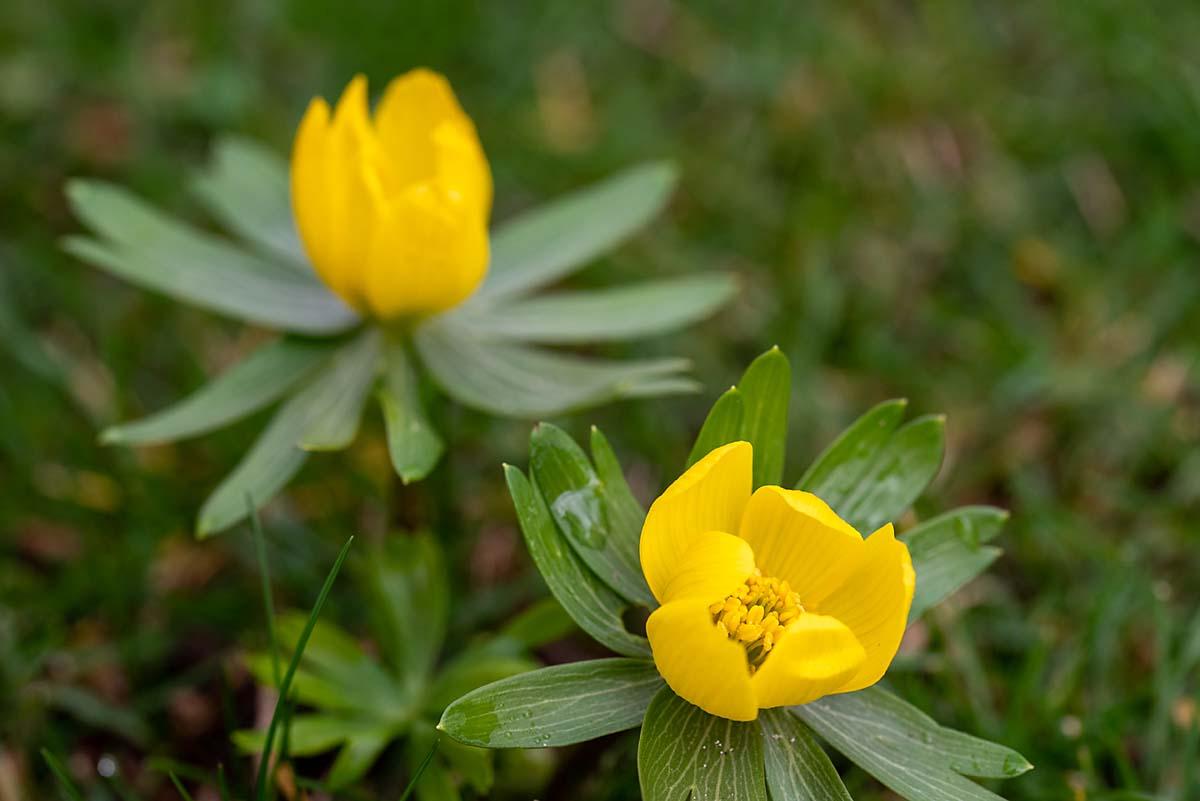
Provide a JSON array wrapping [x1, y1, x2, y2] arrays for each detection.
[[640, 441, 915, 721], [290, 70, 492, 320]]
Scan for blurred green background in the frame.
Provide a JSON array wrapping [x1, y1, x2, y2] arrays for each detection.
[[2, 1, 1198, 799]]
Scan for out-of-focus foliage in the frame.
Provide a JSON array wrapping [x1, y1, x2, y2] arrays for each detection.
[[2, 1, 1198, 800]]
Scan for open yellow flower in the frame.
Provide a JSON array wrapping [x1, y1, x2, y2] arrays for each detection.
[[640, 441, 915, 721], [290, 70, 492, 320]]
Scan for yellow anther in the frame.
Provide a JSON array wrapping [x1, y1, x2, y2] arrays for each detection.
[[710, 572, 805, 673]]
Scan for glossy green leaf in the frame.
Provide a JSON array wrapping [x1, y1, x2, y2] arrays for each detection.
[[793, 687, 1032, 801], [102, 338, 330, 446], [379, 338, 443, 483], [759, 708, 851, 801], [456, 274, 735, 343], [905, 506, 1007, 621], [798, 399, 908, 501], [65, 181, 356, 334], [588, 427, 653, 601], [298, 330, 380, 451], [797, 400, 945, 533], [687, 386, 745, 468], [736, 347, 791, 488], [415, 317, 692, 418], [359, 532, 449, 686], [505, 465, 651, 657], [476, 162, 678, 302], [438, 658, 663, 748], [638, 687, 767, 801], [190, 136, 306, 267], [530, 423, 654, 606]]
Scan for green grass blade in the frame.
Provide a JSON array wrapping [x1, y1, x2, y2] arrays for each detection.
[[41, 750, 84, 801], [168, 772, 195, 801], [248, 497, 281, 689], [397, 739, 440, 801], [252, 535, 355, 801]]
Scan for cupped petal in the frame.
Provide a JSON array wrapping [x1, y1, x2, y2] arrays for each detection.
[[658, 530, 756, 604], [291, 97, 333, 282], [375, 68, 473, 190], [432, 119, 492, 223], [816, 524, 915, 694], [640, 442, 752, 604], [362, 184, 489, 319], [321, 74, 385, 309], [738, 486, 864, 606], [646, 599, 756, 721], [750, 612, 865, 709]]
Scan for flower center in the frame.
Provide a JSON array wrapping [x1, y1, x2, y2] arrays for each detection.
[[708, 571, 804, 673]]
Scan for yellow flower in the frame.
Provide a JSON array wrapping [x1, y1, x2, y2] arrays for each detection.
[[640, 441, 915, 721], [290, 70, 492, 320]]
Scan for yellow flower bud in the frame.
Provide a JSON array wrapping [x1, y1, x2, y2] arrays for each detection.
[[290, 70, 492, 320]]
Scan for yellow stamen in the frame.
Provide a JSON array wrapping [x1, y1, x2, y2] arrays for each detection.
[[710, 570, 804, 673]]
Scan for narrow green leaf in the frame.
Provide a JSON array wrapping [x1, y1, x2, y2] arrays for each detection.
[[327, 730, 391, 789], [168, 771, 196, 801], [65, 181, 356, 334], [530, 423, 654, 606], [253, 536, 354, 801], [504, 465, 651, 657], [904, 506, 1007, 621], [415, 317, 692, 418], [234, 714, 362, 756], [102, 338, 330, 446], [438, 658, 663, 748], [439, 737, 493, 794], [736, 347, 792, 488], [638, 687, 767, 801], [759, 708, 851, 801], [494, 597, 577, 650], [41, 749, 84, 801], [687, 386, 745, 468], [359, 532, 449, 688], [837, 415, 946, 533], [456, 273, 735, 343], [477, 162, 678, 301], [793, 687, 1032, 801], [249, 503, 281, 690], [409, 724, 459, 801], [379, 338, 443, 483], [298, 330, 380, 451], [190, 136, 306, 267], [588, 427, 653, 605], [797, 399, 908, 500]]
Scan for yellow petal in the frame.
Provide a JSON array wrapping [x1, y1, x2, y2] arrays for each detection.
[[658, 530, 756, 604], [320, 74, 384, 309], [738, 486, 864, 606], [375, 68, 474, 190], [640, 442, 752, 604], [750, 612, 865, 708], [362, 183, 489, 318], [646, 599, 757, 721], [432, 119, 493, 222], [290, 97, 332, 287], [817, 524, 915, 693]]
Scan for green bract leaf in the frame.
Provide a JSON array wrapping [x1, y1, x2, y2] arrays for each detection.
[[793, 687, 1032, 801], [530, 423, 653, 607], [297, 330, 380, 451], [687, 386, 745, 468], [415, 317, 692, 418], [505, 465, 651, 657], [190, 136, 307, 268], [101, 338, 330, 446], [360, 533, 449, 687], [328, 729, 393, 789], [736, 347, 792, 488], [64, 181, 356, 334], [759, 708, 852, 801], [476, 162, 678, 302], [638, 687, 767, 801], [438, 658, 663, 748], [798, 400, 945, 533], [455, 274, 735, 343], [904, 506, 1007, 621], [379, 339, 443, 483]]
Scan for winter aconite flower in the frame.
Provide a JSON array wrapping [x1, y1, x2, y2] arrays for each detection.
[[291, 70, 492, 319], [641, 440, 914, 721]]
